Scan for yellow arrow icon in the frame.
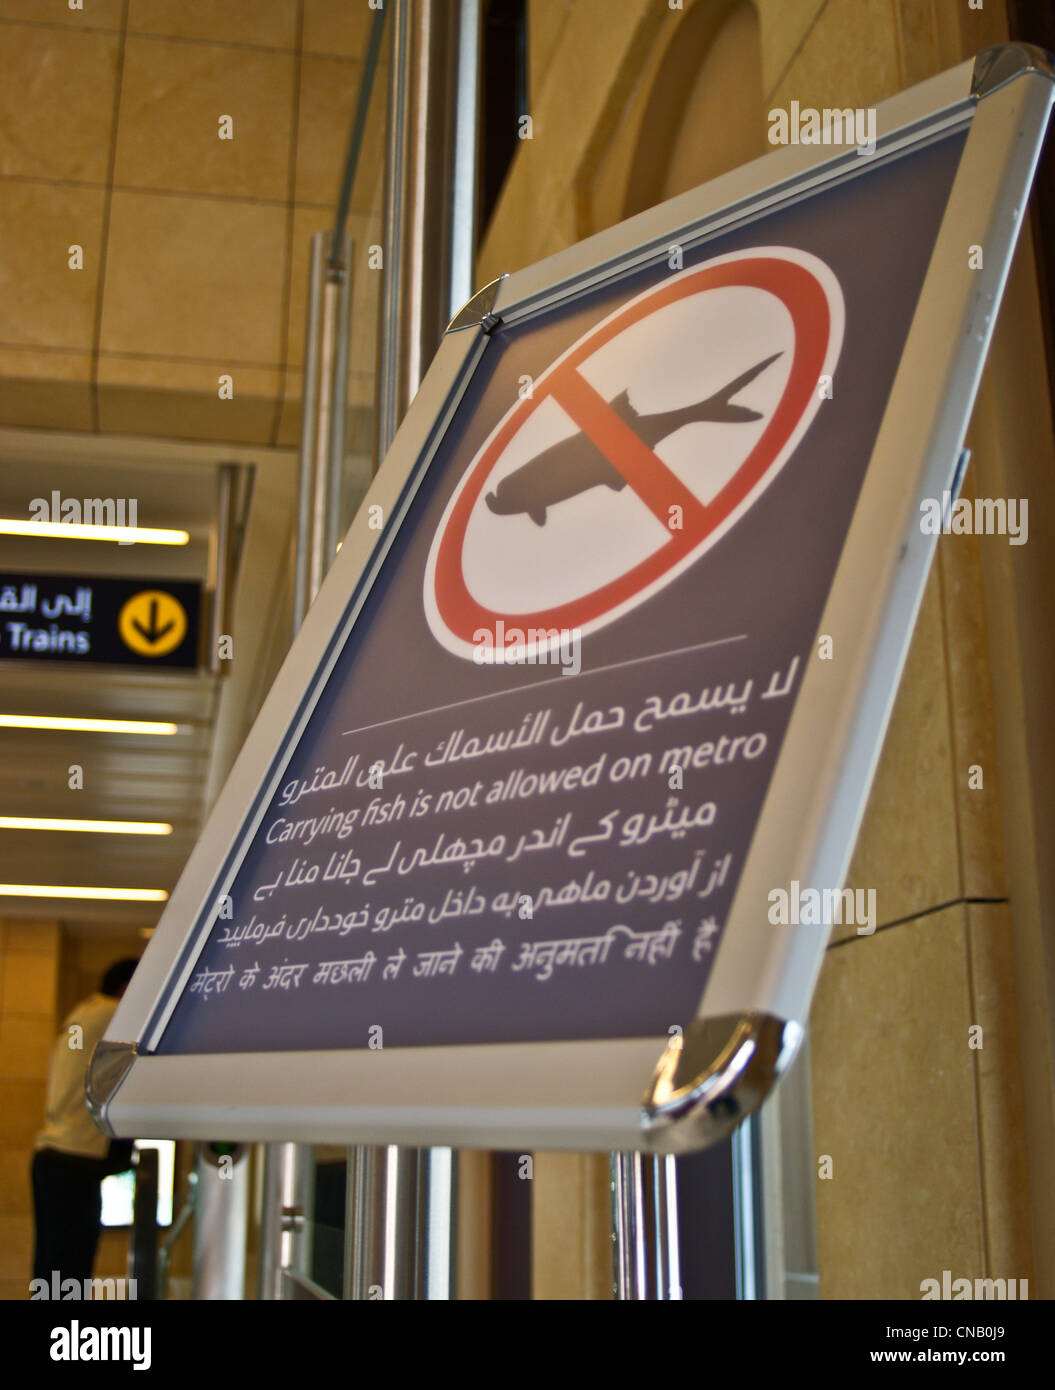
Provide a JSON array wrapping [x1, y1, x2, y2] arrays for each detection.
[[118, 590, 187, 657]]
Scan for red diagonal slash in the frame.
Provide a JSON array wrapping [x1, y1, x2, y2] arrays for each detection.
[[430, 254, 833, 645], [547, 367, 709, 531]]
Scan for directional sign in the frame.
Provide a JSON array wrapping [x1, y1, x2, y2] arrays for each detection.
[[0, 573, 200, 669], [119, 590, 189, 658], [426, 249, 843, 659], [90, 48, 1054, 1152]]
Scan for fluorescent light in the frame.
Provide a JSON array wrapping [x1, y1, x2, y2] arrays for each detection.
[[0, 884, 169, 901], [0, 817, 172, 835], [0, 518, 188, 545], [0, 715, 179, 735]]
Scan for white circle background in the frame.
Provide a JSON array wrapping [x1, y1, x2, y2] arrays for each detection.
[[423, 246, 845, 661]]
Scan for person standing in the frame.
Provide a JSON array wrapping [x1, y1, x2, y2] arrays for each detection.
[[31, 958, 139, 1288]]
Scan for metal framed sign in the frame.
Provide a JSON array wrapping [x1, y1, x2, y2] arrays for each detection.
[[91, 46, 1053, 1152]]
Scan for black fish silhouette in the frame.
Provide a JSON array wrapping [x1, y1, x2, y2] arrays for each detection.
[[485, 352, 782, 525]]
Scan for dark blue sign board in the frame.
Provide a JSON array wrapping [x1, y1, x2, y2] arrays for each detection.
[[0, 572, 200, 669], [90, 47, 1053, 1152]]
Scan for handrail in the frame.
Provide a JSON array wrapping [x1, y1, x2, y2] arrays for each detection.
[[280, 1268, 337, 1301], [156, 1169, 197, 1298], [330, 5, 389, 271]]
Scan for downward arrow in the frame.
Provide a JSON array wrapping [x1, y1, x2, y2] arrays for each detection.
[[132, 598, 176, 646]]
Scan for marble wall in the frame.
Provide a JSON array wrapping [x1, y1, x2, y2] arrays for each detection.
[[478, 0, 1046, 1299], [0, 918, 59, 1300], [0, 0, 386, 444]]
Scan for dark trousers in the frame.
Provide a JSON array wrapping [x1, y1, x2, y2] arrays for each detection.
[[31, 1147, 105, 1285]]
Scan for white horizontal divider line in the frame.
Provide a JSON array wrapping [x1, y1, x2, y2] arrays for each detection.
[[341, 632, 748, 739]]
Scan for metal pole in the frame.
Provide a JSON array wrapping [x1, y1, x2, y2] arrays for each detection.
[[652, 1154, 682, 1299], [258, 1142, 312, 1300], [325, 237, 353, 561], [194, 1145, 249, 1300], [309, 254, 341, 600], [207, 464, 234, 675], [421, 1145, 456, 1299], [611, 1153, 644, 1299], [348, 0, 480, 1303], [610, 1153, 682, 1299], [731, 1118, 762, 1299], [292, 233, 325, 626], [373, 0, 479, 463], [448, 0, 481, 328], [346, 1146, 418, 1299], [260, 226, 354, 1300]]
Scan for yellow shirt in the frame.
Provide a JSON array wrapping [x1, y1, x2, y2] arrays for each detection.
[[35, 993, 117, 1159]]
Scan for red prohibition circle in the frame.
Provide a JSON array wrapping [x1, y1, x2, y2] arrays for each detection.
[[431, 255, 832, 645]]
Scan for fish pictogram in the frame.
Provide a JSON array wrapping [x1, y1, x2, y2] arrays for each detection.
[[485, 352, 782, 526]]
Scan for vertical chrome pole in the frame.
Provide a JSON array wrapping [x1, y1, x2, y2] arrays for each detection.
[[193, 1145, 250, 1300], [611, 1152, 644, 1298], [651, 1154, 682, 1299], [308, 258, 341, 601], [448, 0, 481, 324], [372, 0, 479, 455], [420, 1145, 456, 1299], [751, 1032, 818, 1300], [292, 232, 325, 626], [610, 1153, 682, 1300], [206, 464, 235, 676], [325, 238, 354, 561], [346, 1146, 419, 1299], [732, 1118, 762, 1300], [258, 1142, 312, 1300], [260, 227, 354, 1300], [347, 0, 479, 1303]]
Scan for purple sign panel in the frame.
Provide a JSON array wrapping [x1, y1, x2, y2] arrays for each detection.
[[155, 130, 965, 1056]]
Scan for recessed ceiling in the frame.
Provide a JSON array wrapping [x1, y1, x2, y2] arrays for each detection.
[[0, 432, 233, 934]]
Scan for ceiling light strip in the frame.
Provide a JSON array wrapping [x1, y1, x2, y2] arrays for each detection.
[[0, 715, 179, 735], [0, 817, 172, 835], [0, 519, 189, 545], [0, 884, 169, 901]]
